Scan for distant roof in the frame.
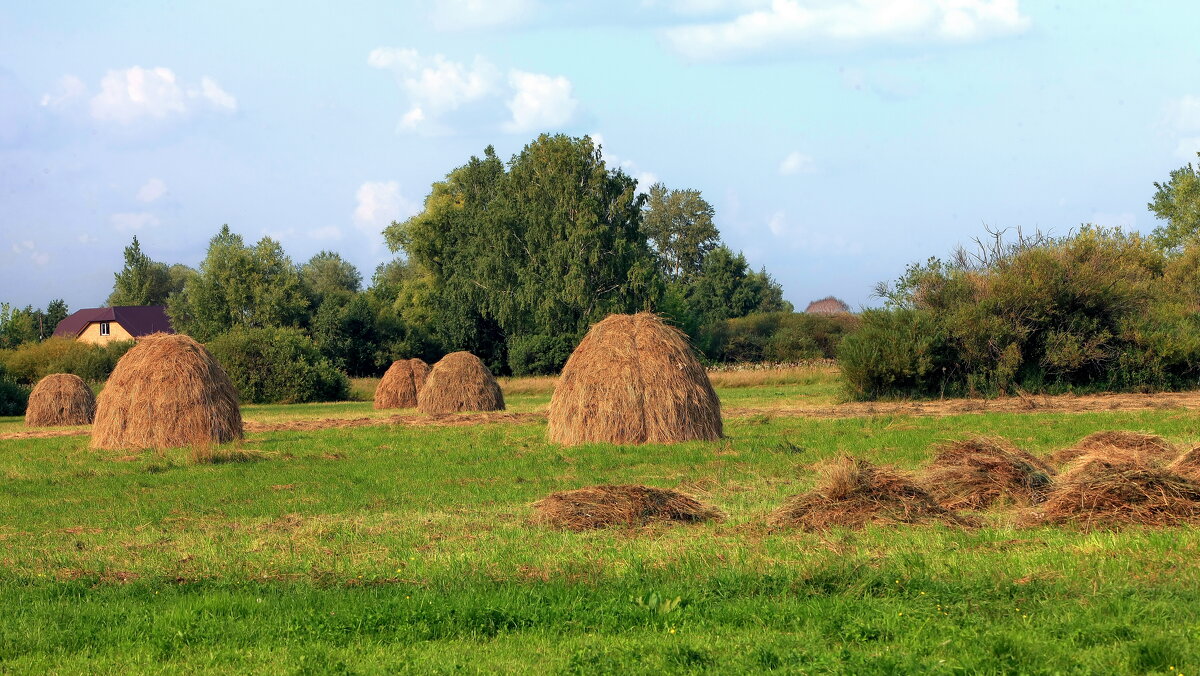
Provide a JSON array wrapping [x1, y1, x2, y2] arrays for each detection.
[[804, 297, 852, 315], [53, 306, 175, 339]]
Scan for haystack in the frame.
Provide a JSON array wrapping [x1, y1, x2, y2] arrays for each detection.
[[416, 351, 504, 415], [1038, 452, 1200, 526], [1169, 447, 1200, 482], [1050, 430, 1177, 466], [25, 373, 95, 426], [532, 484, 724, 530], [919, 437, 1056, 510], [547, 312, 722, 446], [374, 358, 430, 410], [91, 333, 243, 450], [771, 456, 970, 530]]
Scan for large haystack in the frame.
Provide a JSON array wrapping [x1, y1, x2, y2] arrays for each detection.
[[374, 358, 430, 410], [416, 351, 504, 415], [532, 484, 724, 530], [1050, 430, 1177, 467], [919, 437, 1056, 510], [1038, 452, 1200, 526], [547, 312, 722, 446], [25, 373, 95, 426], [771, 456, 970, 530], [91, 333, 243, 450]]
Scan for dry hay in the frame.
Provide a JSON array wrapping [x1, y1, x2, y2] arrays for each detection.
[[532, 484, 724, 530], [1038, 452, 1200, 526], [91, 333, 243, 451], [771, 456, 970, 530], [547, 312, 722, 446], [919, 437, 1056, 510], [1169, 447, 1200, 482], [373, 358, 430, 409], [1050, 430, 1178, 467], [416, 351, 504, 415], [24, 373, 95, 427]]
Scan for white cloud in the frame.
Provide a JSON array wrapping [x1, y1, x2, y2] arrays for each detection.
[[664, 0, 1031, 61], [368, 48, 501, 133], [764, 210, 862, 254], [136, 178, 167, 203], [354, 181, 418, 233], [88, 66, 236, 123], [110, 212, 161, 231], [11, 240, 50, 265], [591, 132, 659, 192], [503, 70, 578, 133], [39, 75, 86, 109], [428, 0, 536, 30], [779, 150, 815, 175], [309, 225, 344, 240]]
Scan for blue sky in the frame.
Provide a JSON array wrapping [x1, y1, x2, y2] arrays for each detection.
[[3, 0, 1200, 313]]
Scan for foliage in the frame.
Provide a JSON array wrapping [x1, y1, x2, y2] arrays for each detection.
[[0, 362, 27, 415], [168, 226, 310, 342], [207, 326, 349, 404], [0, 303, 39, 348], [1149, 153, 1200, 250], [507, 334, 573, 376], [106, 236, 190, 307], [701, 311, 859, 363], [842, 227, 1200, 399], [301, 251, 362, 307], [676, 246, 792, 330], [0, 337, 134, 384], [642, 183, 719, 283]]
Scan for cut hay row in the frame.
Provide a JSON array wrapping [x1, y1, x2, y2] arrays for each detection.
[[920, 437, 1056, 510], [25, 373, 95, 427], [532, 484, 724, 530]]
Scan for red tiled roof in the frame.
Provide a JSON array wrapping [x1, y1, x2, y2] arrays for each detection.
[[53, 306, 174, 338]]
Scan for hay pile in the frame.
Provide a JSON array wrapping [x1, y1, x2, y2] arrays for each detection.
[[1039, 452, 1200, 526], [547, 312, 722, 446], [919, 438, 1056, 510], [91, 333, 243, 451], [1050, 430, 1177, 466], [416, 351, 504, 415], [24, 373, 95, 426], [374, 358, 430, 410], [532, 484, 724, 530], [771, 456, 968, 530], [1169, 447, 1200, 482]]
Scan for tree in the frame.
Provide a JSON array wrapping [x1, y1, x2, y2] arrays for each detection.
[[0, 304, 38, 348], [43, 299, 68, 339], [1149, 153, 1200, 251], [681, 246, 790, 328], [168, 225, 309, 341], [107, 236, 175, 306], [642, 183, 720, 283], [300, 251, 362, 307]]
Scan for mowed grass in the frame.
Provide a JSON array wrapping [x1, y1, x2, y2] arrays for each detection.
[[2, 376, 1200, 673]]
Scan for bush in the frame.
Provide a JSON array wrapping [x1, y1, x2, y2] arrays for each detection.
[[0, 363, 28, 416], [207, 327, 350, 404], [0, 338, 134, 385], [845, 227, 1200, 399], [700, 312, 859, 363], [507, 334, 573, 376]]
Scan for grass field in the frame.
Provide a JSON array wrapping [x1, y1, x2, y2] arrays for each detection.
[[2, 367, 1199, 673]]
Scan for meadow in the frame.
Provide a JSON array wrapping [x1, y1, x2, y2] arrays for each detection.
[[2, 366, 1199, 674]]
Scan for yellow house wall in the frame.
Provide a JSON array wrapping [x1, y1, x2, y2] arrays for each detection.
[[76, 321, 135, 345]]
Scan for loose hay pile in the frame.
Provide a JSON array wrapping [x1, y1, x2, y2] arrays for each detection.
[[547, 312, 722, 445], [532, 484, 724, 530], [1038, 452, 1200, 526], [771, 456, 968, 530], [416, 351, 504, 415], [91, 333, 243, 451], [1050, 430, 1178, 466], [24, 373, 95, 426], [919, 437, 1056, 510], [1169, 447, 1200, 482], [373, 358, 430, 409]]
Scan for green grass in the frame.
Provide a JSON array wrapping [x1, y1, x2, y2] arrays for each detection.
[[2, 382, 1200, 673]]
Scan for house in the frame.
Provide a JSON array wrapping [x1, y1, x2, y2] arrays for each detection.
[[53, 306, 174, 345], [803, 296, 852, 315]]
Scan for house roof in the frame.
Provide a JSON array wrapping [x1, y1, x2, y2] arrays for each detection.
[[804, 297, 852, 315], [53, 306, 175, 339]]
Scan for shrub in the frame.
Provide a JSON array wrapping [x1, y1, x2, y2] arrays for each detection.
[[207, 327, 350, 404], [700, 312, 859, 363], [507, 334, 573, 376], [0, 338, 134, 385], [0, 363, 28, 416]]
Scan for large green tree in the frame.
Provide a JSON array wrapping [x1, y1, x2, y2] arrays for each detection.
[[167, 225, 309, 341], [680, 245, 792, 328], [642, 182, 720, 283], [1149, 153, 1200, 251], [106, 236, 180, 306], [300, 251, 362, 308], [386, 134, 660, 373]]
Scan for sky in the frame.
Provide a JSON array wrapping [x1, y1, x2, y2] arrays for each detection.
[[3, 0, 1200, 314]]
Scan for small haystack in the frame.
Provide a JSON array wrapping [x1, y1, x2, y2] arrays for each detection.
[[25, 373, 95, 427], [532, 484, 724, 530], [771, 456, 969, 530], [1168, 447, 1200, 482], [416, 351, 504, 415], [1050, 430, 1177, 467], [919, 437, 1056, 510], [1038, 452, 1200, 526], [547, 312, 722, 446], [91, 333, 243, 451], [374, 358, 431, 410]]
